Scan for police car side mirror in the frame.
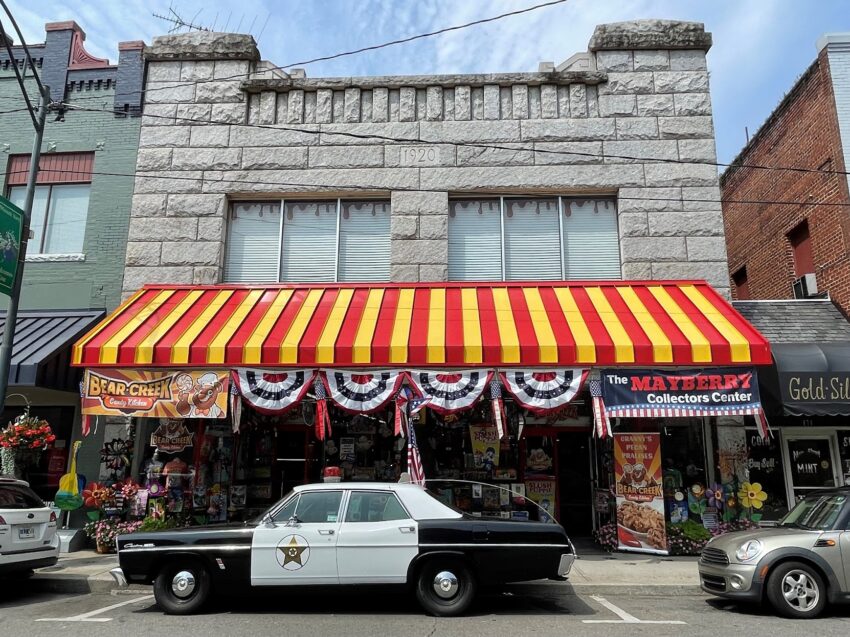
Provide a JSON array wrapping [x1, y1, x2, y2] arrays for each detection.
[[261, 512, 275, 528], [285, 515, 300, 528]]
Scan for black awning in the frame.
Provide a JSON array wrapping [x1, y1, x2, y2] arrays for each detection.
[[773, 342, 850, 416], [0, 309, 105, 391]]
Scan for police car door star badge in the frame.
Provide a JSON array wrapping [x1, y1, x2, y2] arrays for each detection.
[[276, 535, 310, 570], [322, 370, 405, 413], [407, 370, 493, 414]]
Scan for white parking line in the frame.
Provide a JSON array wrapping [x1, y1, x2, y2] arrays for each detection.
[[582, 595, 686, 625], [35, 594, 155, 623]]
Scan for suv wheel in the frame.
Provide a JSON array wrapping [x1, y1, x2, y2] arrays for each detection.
[[153, 559, 211, 615], [765, 561, 827, 619], [415, 558, 477, 617]]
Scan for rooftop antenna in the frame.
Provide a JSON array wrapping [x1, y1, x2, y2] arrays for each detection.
[[152, 6, 211, 33], [256, 13, 271, 45]]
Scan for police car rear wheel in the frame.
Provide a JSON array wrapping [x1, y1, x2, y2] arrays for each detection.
[[415, 559, 476, 617], [153, 559, 211, 615]]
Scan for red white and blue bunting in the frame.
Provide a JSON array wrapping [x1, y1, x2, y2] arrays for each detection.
[[407, 369, 493, 414], [499, 369, 588, 415], [232, 368, 315, 415], [321, 370, 406, 414]]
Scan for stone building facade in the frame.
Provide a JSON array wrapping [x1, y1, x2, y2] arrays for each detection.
[[722, 33, 850, 312], [127, 19, 729, 296]]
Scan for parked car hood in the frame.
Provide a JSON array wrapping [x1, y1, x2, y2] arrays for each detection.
[[705, 526, 822, 556]]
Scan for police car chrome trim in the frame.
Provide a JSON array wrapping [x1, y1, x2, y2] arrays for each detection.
[[419, 543, 571, 549], [119, 544, 251, 553]]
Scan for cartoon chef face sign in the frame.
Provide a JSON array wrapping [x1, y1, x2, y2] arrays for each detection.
[[175, 372, 224, 418], [276, 535, 310, 570]]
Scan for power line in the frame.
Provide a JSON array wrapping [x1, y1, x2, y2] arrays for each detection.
[[60, 100, 850, 179], [64, 0, 571, 104]]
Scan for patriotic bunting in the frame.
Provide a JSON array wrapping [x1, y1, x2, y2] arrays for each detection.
[[232, 369, 315, 415], [229, 375, 243, 433], [313, 377, 332, 441], [755, 408, 772, 440], [406, 419, 425, 485], [407, 369, 493, 414], [489, 379, 506, 440], [499, 369, 588, 414], [322, 370, 405, 414], [589, 376, 612, 439]]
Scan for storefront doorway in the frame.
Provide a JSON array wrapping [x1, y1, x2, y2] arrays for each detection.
[[782, 429, 843, 504], [557, 430, 593, 536]]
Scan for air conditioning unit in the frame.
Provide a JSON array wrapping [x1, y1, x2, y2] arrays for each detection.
[[793, 273, 818, 299]]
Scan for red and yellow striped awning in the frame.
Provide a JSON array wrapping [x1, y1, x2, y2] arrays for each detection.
[[72, 282, 771, 368]]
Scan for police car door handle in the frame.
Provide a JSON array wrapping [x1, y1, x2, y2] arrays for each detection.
[[399, 526, 415, 533], [318, 529, 335, 535]]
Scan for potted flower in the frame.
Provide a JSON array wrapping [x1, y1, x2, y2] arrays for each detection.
[[84, 519, 143, 553], [0, 410, 56, 479]]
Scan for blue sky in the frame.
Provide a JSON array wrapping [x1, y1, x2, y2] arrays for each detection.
[[5, 0, 849, 163]]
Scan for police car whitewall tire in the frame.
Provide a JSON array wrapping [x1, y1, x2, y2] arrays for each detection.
[[153, 558, 211, 615], [415, 558, 476, 617]]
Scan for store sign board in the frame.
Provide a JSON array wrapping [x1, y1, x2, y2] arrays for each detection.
[[0, 195, 24, 297], [82, 368, 229, 418], [601, 368, 762, 416], [778, 372, 850, 414], [614, 433, 668, 555], [150, 419, 194, 453]]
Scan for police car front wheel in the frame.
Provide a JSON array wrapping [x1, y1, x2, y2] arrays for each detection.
[[153, 559, 211, 615]]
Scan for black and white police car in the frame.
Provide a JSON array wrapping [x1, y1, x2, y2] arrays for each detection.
[[113, 481, 576, 616]]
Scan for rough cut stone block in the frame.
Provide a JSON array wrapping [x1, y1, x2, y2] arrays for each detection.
[[483, 85, 500, 120], [176, 103, 212, 125], [316, 89, 333, 123], [247, 93, 260, 125], [142, 103, 178, 126], [669, 50, 708, 71], [124, 266, 193, 292], [385, 145, 456, 167], [472, 88, 484, 119], [287, 90, 305, 123], [419, 164, 644, 191], [419, 264, 448, 281], [687, 237, 727, 261], [197, 218, 226, 242], [644, 163, 719, 187], [195, 80, 243, 103], [344, 88, 361, 123], [528, 86, 541, 119], [391, 264, 419, 282], [648, 211, 723, 237], [500, 87, 513, 120], [558, 86, 570, 118], [399, 87, 416, 122], [161, 241, 222, 266], [619, 213, 649, 237], [258, 92, 276, 124], [202, 168, 418, 193], [569, 84, 588, 118], [596, 50, 633, 72], [333, 90, 345, 122], [533, 141, 602, 165], [598, 94, 637, 117], [598, 72, 654, 95], [362, 90, 375, 122], [231, 125, 317, 147], [148, 61, 181, 82], [416, 89, 427, 121], [512, 85, 529, 119], [521, 119, 616, 141], [391, 216, 419, 240], [391, 240, 447, 265], [167, 193, 225, 217], [425, 86, 443, 121], [136, 149, 173, 171], [586, 86, 599, 118], [541, 85, 558, 118], [391, 191, 449, 216], [421, 120, 521, 143], [678, 139, 716, 163], [172, 147, 241, 170], [129, 217, 197, 241], [373, 87, 389, 122], [621, 262, 652, 279], [211, 103, 245, 124], [125, 242, 162, 266], [131, 194, 168, 217], [321, 122, 418, 145], [681, 186, 722, 211], [658, 116, 713, 139], [389, 89, 400, 121], [634, 50, 670, 71], [653, 71, 709, 94], [674, 93, 711, 116], [213, 60, 250, 79], [419, 215, 448, 240], [242, 147, 308, 170], [637, 94, 674, 117], [621, 237, 686, 262], [604, 140, 677, 163], [190, 125, 231, 147], [135, 171, 203, 194], [140, 126, 190, 147], [455, 86, 471, 120], [443, 88, 455, 121], [618, 187, 682, 213], [193, 267, 220, 285], [309, 145, 383, 168], [651, 262, 727, 288], [457, 144, 534, 167], [180, 60, 214, 81]]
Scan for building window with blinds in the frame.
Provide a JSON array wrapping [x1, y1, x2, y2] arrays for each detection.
[[224, 199, 390, 284], [448, 197, 620, 281]]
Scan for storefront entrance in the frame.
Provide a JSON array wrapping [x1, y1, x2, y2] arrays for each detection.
[[557, 430, 593, 536], [782, 429, 843, 504]]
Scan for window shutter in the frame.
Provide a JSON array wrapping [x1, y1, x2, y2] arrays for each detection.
[[448, 200, 502, 281], [280, 201, 337, 282], [338, 201, 390, 282], [223, 202, 281, 283], [563, 199, 621, 279], [503, 198, 561, 280]]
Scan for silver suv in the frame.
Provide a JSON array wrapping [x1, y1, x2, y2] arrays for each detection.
[[0, 477, 60, 576], [699, 488, 850, 618]]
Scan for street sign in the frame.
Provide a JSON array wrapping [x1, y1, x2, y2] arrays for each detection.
[[0, 195, 24, 297]]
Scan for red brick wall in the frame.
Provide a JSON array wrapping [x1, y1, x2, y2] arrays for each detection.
[[721, 50, 850, 313]]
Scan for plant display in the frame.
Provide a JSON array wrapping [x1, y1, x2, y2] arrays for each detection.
[[0, 413, 55, 450], [83, 519, 143, 552], [595, 515, 761, 555]]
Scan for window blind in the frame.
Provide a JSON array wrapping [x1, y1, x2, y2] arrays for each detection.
[[503, 198, 562, 281], [223, 202, 281, 283], [447, 199, 502, 281], [563, 199, 621, 279], [338, 201, 391, 282], [280, 201, 338, 282]]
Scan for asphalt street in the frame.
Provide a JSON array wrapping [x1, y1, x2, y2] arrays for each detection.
[[1, 582, 850, 636]]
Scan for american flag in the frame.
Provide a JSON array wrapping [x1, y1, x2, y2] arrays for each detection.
[[588, 377, 612, 439], [409, 396, 431, 415], [406, 420, 426, 485]]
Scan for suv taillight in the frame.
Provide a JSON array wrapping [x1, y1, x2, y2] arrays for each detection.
[[0, 515, 6, 524], [49, 511, 57, 523]]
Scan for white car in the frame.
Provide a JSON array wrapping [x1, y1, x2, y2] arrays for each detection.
[[0, 477, 60, 575]]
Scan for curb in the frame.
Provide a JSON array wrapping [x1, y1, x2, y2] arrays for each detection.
[[28, 574, 149, 595]]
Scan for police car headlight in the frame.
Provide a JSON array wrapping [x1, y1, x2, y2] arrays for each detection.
[[735, 539, 763, 562]]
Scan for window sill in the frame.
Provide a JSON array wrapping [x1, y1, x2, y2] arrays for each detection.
[[25, 253, 86, 263]]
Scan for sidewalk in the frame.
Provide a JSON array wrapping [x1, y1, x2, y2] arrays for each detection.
[[27, 543, 703, 596]]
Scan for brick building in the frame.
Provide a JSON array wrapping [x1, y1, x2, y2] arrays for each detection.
[[721, 33, 850, 312], [0, 21, 145, 507]]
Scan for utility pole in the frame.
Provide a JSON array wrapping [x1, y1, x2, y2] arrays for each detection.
[[0, 85, 50, 415]]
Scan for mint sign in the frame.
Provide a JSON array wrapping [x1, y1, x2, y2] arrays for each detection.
[[0, 196, 23, 297]]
